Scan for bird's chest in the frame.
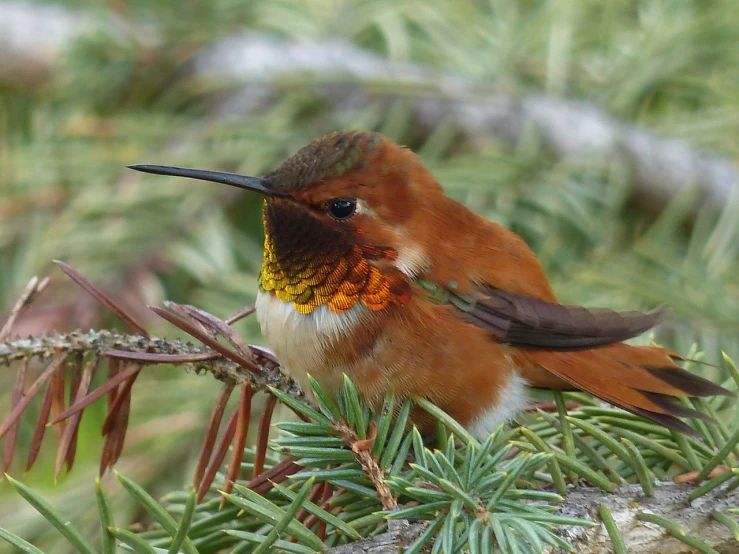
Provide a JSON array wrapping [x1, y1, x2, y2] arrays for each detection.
[[255, 291, 370, 393]]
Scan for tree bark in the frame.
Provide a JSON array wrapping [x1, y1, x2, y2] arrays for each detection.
[[323, 483, 739, 553], [561, 482, 739, 554]]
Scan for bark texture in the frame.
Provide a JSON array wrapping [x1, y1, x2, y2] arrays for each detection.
[[560, 482, 739, 554], [322, 483, 739, 553]]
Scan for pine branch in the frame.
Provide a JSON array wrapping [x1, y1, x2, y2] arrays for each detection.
[[564, 482, 739, 554], [0, 330, 300, 397], [322, 483, 739, 554], [324, 521, 426, 554], [0, 264, 305, 486]]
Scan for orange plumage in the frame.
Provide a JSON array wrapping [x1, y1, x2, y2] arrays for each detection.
[[130, 131, 733, 439]]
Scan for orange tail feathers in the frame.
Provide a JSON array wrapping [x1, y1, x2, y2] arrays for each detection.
[[519, 344, 734, 437]]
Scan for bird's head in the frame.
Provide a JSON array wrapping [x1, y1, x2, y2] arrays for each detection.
[[129, 131, 445, 313]]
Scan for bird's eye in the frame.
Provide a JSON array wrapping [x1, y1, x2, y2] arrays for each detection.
[[327, 198, 357, 220]]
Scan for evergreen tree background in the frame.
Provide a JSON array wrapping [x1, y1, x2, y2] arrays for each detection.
[[0, 0, 738, 552]]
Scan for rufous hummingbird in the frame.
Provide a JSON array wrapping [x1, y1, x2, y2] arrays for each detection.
[[129, 130, 732, 439]]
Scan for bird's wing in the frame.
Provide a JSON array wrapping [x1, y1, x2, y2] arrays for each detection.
[[418, 280, 733, 435], [420, 280, 665, 351]]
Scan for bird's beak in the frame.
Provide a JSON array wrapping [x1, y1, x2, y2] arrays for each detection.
[[127, 164, 290, 198]]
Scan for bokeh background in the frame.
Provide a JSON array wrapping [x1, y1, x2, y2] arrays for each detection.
[[0, 0, 738, 551]]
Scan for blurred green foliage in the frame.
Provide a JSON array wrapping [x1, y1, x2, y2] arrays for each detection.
[[1, 0, 738, 551]]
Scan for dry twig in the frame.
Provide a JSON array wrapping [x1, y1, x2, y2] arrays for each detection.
[[0, 276, 49, 340]]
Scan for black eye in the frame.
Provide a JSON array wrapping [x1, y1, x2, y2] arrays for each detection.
[[327, 198, 356, 220]]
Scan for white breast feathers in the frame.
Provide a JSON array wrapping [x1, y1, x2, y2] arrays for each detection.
[[255, 291, 369, 389]]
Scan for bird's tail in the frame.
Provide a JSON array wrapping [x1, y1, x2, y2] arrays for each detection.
[[520, 344, 734, 436]]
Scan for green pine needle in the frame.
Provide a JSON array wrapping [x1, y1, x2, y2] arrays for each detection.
[[5, 476, 98, 554]]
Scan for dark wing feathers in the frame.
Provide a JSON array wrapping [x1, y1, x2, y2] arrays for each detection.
[[644, 367, 731, 398], [627, 407, 702, 437], [436, 281, 733, 435], [453, 285, 665, 351]]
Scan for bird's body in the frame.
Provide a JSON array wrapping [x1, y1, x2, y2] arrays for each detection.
[[256, 284, 531, 439], [131, 130, 732, 438], [253, 186, 556, 438]]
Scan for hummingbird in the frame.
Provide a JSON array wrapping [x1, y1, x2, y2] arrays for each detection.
[[129, 130, 732, 439]]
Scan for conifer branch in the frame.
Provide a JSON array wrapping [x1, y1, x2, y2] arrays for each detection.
[[322, 483, 739, 554], [324, 521, 426, 554], [0, 329, 301, 396]]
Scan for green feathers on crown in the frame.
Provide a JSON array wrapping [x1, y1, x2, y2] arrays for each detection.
[[265, 131, 383, 191]]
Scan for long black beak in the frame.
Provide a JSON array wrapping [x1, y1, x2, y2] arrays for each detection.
[[127, 164, 290, 198]]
